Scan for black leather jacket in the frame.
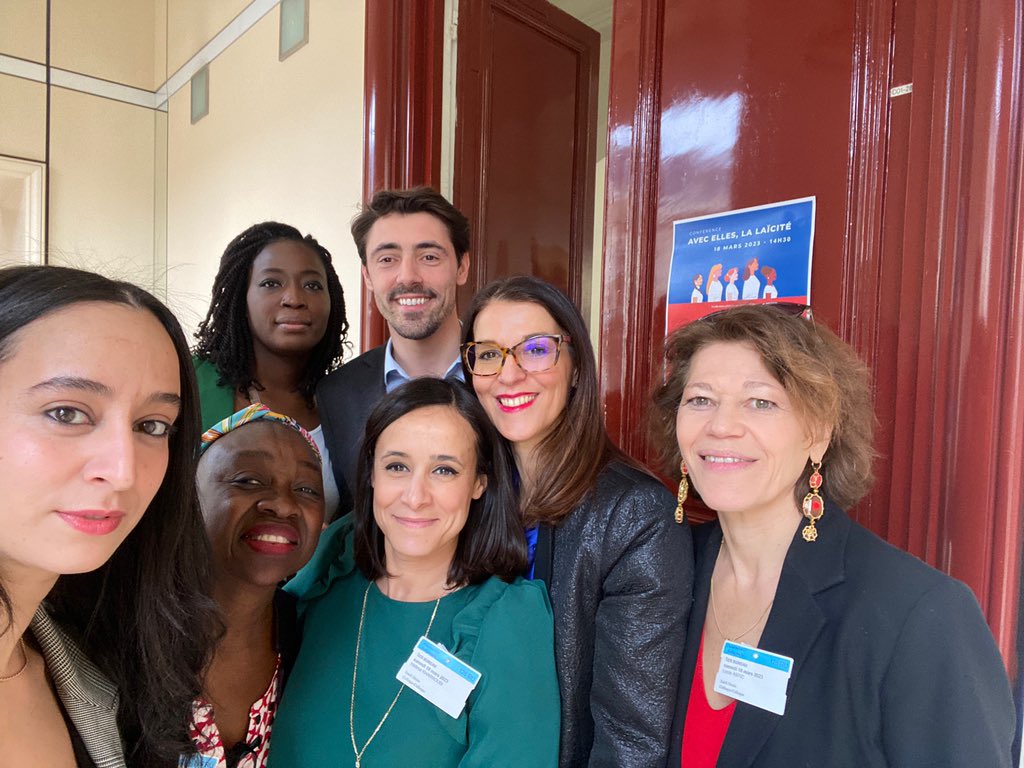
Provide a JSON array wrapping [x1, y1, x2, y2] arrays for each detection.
[[535, 461, 693, 767]]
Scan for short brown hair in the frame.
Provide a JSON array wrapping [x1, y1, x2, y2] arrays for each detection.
[[649, 305, 875, 510], [350, 186, 470, 264]]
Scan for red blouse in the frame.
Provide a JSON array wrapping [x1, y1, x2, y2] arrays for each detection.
[[680, 633, 735, 768]]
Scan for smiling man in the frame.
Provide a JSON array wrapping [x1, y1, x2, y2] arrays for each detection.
[[316, 187, 471, 517]]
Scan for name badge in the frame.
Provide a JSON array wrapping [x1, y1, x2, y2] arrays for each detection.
[[179, 756, 219, 768], [713, 640, 793, 715], [397, 636, 482, 718]]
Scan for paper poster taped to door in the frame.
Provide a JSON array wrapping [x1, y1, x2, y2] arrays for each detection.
[[666, 197, 815, 333]]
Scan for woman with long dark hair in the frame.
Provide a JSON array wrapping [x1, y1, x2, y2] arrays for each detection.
[[271, 378, 559, 767], [0, 265, 216, 767], [193, 221, 349, 518], [460, 276, 692, 767]]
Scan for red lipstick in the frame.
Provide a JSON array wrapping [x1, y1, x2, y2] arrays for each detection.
[[241, 522, 300, 555], [57, 510, 126, 536]]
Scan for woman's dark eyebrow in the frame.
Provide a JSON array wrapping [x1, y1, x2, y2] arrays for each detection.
[[380, 449, 463, 464], [31, 376, 111, 396], [230, 449, 276, 462], [432, 454, 463, 464], [254, 266, 325, 278], [30, 376, 181, 407]]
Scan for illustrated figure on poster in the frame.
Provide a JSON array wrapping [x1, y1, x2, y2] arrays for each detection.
[[742, 256, 761, 300], [706, 264, 723, 302], [690, 274, 704, 303], [761, 265, 778, 299], [725, 267, 740, 301]]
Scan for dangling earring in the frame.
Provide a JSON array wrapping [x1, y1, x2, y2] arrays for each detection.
[[675, 461, 689, 524], [801, 461, 824, 541]]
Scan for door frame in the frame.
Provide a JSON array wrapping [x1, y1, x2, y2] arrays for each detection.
[[360, 0, 446, 351]]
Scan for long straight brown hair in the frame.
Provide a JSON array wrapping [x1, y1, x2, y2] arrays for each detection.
[[461, 276, 636, 526]]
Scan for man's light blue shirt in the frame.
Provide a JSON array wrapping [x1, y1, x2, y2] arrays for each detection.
[[383, 338, 465, 393]]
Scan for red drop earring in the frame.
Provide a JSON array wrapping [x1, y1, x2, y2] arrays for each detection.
[[801, 461, 824, 541], [675, 461, 689, 524]]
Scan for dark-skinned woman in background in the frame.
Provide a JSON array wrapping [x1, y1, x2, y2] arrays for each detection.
[[193, 221, 349, 520]]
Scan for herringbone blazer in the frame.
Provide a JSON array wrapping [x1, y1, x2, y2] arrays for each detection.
[[31, 606, 126, 768]]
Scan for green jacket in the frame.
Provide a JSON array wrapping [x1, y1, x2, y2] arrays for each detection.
[[192, 357, 236, 432]]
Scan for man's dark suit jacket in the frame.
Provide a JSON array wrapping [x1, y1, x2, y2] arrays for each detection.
[[316, 346, 386, 517], [667, 502, 1015, 767]]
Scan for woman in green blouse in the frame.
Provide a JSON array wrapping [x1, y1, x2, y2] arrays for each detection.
[[270, 378, 560, 767]]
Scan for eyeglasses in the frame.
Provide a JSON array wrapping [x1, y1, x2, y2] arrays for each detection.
[[461, 334, 571, 376]]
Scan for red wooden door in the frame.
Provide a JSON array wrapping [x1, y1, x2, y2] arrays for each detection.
[[600, 0, 1023, 670], [454, 0, 599, 309]]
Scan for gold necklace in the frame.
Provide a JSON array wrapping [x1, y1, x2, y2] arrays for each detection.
[[709, 545, 774, 643], [349, 582, 441, 768], [0, 638, 28, 682]]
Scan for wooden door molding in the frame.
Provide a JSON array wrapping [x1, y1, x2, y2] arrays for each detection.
[[844, 0, 1024, 670], [360, 0, 445, 351], [599, 0, 664, 463]]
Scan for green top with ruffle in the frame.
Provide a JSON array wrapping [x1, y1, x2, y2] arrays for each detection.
[[270, 532, 560, 768], [192, 356, 236, 433]]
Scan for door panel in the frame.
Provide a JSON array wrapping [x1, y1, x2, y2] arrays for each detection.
[[455, 0, 599, 310]]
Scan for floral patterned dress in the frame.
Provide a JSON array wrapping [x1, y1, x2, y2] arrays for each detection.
[[180, 658, 281, 768]]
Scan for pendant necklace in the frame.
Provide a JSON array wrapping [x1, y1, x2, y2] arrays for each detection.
[[349, 582, 442, 768], [0, 638, 28, 682], [709, 543, 775, 643]]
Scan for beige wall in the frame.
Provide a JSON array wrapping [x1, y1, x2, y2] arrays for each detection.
[[0, 0, 46, 63], [0, 75, 47, 160], [1, 1, 160, 276], [51, 0, 162, 90], [167, 0, 249, 74], [47, 89, 157, 281], [2, 0, 366, 344], [166, 0, 366, 344]]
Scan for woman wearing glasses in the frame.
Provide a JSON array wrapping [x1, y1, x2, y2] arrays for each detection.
[[650, 304, 1013, 766], [461, 276, 692, 767]]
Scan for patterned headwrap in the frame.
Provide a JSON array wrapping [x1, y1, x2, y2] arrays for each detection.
[[199, 403, 322, 463]]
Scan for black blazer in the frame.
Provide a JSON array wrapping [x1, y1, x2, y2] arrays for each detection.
[[668, 503, 1015, 767], [315, 346, 386, 517], [534, 461, 694, 767]]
